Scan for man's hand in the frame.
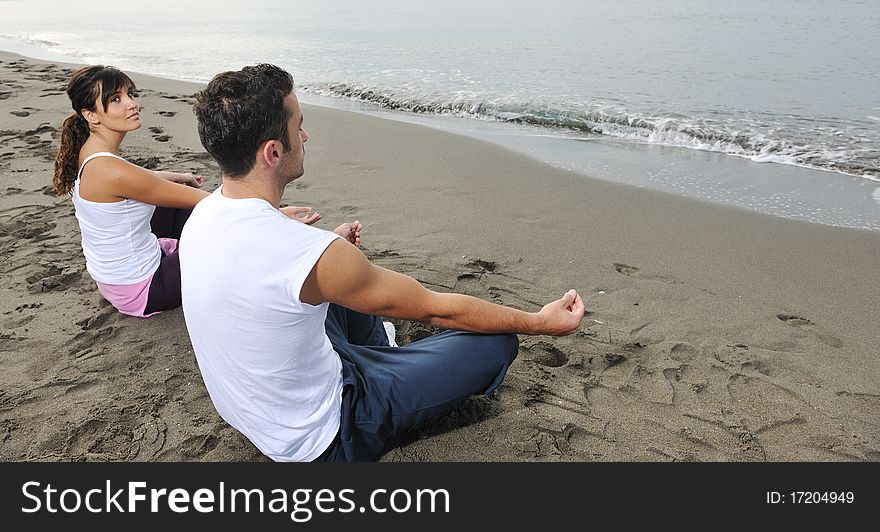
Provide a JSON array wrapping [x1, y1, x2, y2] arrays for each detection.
[[281, 206, 322, 225], [334, 221, 362, 247], [535, 289, 585, 335]]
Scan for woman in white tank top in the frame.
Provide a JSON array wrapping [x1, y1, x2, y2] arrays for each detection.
[[52, 65, 321, 317]]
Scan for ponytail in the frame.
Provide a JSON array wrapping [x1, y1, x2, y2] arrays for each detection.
[[53, 112, 90, 195]]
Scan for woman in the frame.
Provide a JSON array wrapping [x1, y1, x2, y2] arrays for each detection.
[[53, 65, 322, 317]]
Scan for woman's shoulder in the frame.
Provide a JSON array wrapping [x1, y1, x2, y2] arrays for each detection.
[[76, 151, 139, 202], [77, 150, 126, 173], [78, 150, 124, 169]]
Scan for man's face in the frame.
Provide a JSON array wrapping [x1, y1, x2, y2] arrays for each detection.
[[280, 92, 309, 182]]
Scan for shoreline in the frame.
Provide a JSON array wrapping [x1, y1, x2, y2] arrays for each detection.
[[4, 38, 877, 232], [298, 91, 880, 233], [1, 50, 878, 462]]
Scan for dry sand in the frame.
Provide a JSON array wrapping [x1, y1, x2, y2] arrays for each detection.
[[1, 51, 878, 462]]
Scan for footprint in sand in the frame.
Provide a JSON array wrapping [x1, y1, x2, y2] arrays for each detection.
[[3, 303, 43, 329], [29, 124, 56, 135], [776, 314, 811, 326], [148, 126, 171, 142], [521, 341, 570, 367], [178, 434, 220, 459], [467, 258, 497, 272], [613, 263, 639, 276], [129, 416, 168, 460], [156, 111, 177, 117], [776, 313, 843, 348], [452, 258, 498, 292], [64, 419, 109, 456], [668, 341, 701, 363], [3, 314, 35, 329], [613, 262, 677, 284], [9, 110, 30, 117], [451, 260, 533, 308], [26, 263, 82, 294], [127, 155, 163, 169], [619, 363, 679, 405], [76, 306, 118, 331], [0, 207, 56, 241]]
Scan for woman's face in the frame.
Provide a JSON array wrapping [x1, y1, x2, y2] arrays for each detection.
[[90, 84, 141, 132]]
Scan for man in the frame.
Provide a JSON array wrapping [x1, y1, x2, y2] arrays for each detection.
[[181, 64, 585, 462]]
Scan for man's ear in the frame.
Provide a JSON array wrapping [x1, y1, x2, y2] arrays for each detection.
[[261, 139, 281, 168]]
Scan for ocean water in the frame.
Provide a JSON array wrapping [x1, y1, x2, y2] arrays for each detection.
[[2, 0, 879, 229]]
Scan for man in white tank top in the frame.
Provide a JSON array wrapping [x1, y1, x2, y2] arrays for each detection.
[[182, 64, 586, 462]]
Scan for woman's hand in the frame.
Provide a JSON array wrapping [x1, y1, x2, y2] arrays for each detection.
[[154, 171, 204, 188], [281, 206, 322, 225], [334, 221, 362, 247], [177, 173, 204, 188]]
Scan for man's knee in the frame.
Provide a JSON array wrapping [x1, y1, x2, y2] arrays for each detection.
[[478, 333, 518, 396], [498, 333, 519, 363], [469, 332, 518, 365]]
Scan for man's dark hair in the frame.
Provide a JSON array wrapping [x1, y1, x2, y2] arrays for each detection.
[[193, 64, 294, 178]]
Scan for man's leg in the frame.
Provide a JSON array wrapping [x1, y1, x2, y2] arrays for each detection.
[[325, 303, 391, 347], [320, 304, 518, 462]]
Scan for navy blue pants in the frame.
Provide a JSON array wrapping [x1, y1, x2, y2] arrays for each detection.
[[144, 207, 191, 314], [314, 304, 519, 462]]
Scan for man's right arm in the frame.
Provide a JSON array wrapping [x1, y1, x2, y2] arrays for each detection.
[[300, 239, 585, 336]]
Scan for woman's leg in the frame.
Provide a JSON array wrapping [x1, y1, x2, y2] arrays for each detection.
[[143, 250, 182, 314], [142, 207, 191, 314], [150, 207, 192, 240]]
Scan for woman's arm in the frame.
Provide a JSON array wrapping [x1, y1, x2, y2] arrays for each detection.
[[154, 170, 204, 188], [97, 157, 210, 208]]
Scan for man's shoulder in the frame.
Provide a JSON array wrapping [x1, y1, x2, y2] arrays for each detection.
[[188, 195, 336, 244], [189, 191, 277, 224]]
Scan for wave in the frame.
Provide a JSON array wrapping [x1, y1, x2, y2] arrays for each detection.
[[4, 30, 877, 182], [303, 81, 880, 181]]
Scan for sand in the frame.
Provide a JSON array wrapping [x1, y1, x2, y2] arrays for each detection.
[[1, 51, 878, 462]]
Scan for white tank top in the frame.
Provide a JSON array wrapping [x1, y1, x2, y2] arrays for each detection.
[[71, 152, 161, 284]]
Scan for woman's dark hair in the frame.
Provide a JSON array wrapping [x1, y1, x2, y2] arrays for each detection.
[[53, 65, 136, 195], [193, 63, 293, 178]]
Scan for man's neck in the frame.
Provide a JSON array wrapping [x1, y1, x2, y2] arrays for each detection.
[[220, 174, 284, 208]]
